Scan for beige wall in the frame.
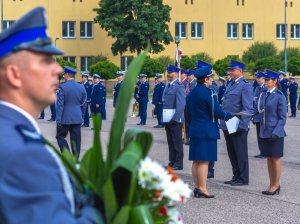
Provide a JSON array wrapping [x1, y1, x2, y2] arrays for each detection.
[[1, 0, 300, 71]]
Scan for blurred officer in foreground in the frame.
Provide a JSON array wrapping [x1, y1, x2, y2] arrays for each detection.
[[187, 64, 234, 198], [256, 70, 287, 195], [90, 74, 106, 127], [136, 74, 149, 125], [163, 65, 186, 170], [82, 73, 92, 127], [113, 71, 124, 108], [217, 77, 226, 105], [220, 60, 254, 186], [152, 73, 165, 128], [0, 7, 102, 223], [288, 76, 298, 117], [253, 71, 266, 159], [56, 66, 86, 156]]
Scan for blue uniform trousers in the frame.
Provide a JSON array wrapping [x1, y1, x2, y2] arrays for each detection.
[[223, 130, 249, 184], [155, 104, 163, 125], [208, 161, 215, 171], [56, 124, 81, 157], [84, 102, 90, 126], [289, 94, 297, 116], [139, 102, 147, 124], [40, 110, 45, 119], [255, 123, 263, 153], [50, 103, 56, 120]]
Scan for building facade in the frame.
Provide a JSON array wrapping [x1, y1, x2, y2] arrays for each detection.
[[1, 0, 299, 72]]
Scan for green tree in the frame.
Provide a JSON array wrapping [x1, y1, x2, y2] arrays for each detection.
[[156, 55, 174, 69], [180, 56, 195, 70], [140, 57, 165, 77], [191, 52, 213, 64], [89, 61, 119, 80], [278, 47, 300, 61], [94, 1, 173, 55], [89, 54, 109, 65], [56, 57, 76, 68], [287, 56, 300, 75], [242, 42, 277, 64], [213, 55, 240, 76], [254, 56, 283, 72]]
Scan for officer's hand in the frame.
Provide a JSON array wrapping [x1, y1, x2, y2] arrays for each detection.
[[170, 120, 177, 125], [224, 112, 234, 121], [270, 134, 278, 141], [96, 104, 99, 108], [234, 113, 242, 119]]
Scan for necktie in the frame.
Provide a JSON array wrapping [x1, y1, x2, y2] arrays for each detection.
[[186, 83, 190, 93], [266, 92, 270, 98]]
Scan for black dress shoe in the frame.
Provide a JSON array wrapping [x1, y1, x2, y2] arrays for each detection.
[[38, 117, 44, 120], [140, 123, 146, 125], [224, 179, 236, 184], [48, 118, 55, 122], [230, 179, 248, 186], [262, 186, 280, 195], [167, 162, 174, 167], [194, 188, 214, 198], [172, 166, 183, 171], [254, 154, 266, 159], [207, 170, 214, 179]]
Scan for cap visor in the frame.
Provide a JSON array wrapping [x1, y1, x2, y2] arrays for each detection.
[[27, 45, 64, 55]]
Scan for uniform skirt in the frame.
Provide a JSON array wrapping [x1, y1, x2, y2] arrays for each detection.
[[189, 138, 217, 161], [260, 137, 284, 157]]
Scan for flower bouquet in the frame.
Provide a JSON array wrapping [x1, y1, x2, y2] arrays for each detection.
[[47, 49, 191, 223]]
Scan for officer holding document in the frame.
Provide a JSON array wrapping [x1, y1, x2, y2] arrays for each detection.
[[220, 60, 254, 186], [163, 65, 186, 170]]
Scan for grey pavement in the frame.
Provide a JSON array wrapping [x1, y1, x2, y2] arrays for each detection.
[[39, 99, 300, 224]]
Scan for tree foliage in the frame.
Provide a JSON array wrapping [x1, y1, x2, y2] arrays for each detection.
[[180, 56, 195, 70], [156, 56, 174, 69], [213, 55, 240, 76], [94, 0, 173, 55], [89, 61, 120, 80], [140, 56, 165, 77], [253, 56, 283, 72], [89, 54, 109, 65], [56, 57, 76, 68], [191, 52, 213, 64], [278, 47, 300, 60], [242, 42, 277, 64], [288, 57, 300, 75]]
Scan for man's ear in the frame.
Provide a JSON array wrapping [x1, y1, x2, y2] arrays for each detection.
[[5, 64, 22, 89]]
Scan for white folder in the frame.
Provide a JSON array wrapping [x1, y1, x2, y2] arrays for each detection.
[[225, 117, 240, 134], [163, 109, 176, 123]]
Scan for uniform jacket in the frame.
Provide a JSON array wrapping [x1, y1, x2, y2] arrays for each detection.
[[210, 80, 218, 93], [182, 78, 188, 89], [162, 79, 186, 123], [257, 89, 287, 138], [187, 84, 231, 139], [253, 84, 266, 123], [226, 79, 233, 87], [113, 80, 122, 106], [56, 79, 86, 125], [91, 82, 106, 107], [252, 79, 258, 93], [288, 82, 298, 96], [0, 103, 100, 224], [279, 78, 288, 95], [152, 81, 165, 105], [220, 77, 254, 131], [137, 81, 149, 103], [217, 84, 226, 104], [83, 81, 92, 102]]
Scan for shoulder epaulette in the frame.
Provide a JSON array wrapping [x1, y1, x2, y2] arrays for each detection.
[[243, 79, 249, 83], [276, 89, 283, 95]]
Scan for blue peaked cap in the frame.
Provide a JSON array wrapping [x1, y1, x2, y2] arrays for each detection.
[[0, 7, 63, 59], [64, 66, 77, 75], [194, 64, 214, 78], [155, 73, 163, 78], [228, 60, 245, 70], [254, 71, 265, 78], [264, 69, 279, 79], [167, 64, 180, 73], [196, 60, 210, 69], [81, 73, 89, 77], [93, 74, 101, 78], [278, 70, 286, 76], [187, 70, 195, 76], [181, 69, 188, 74], [139, 74, 147, 78], [116, 71, 125, 76], [219, 77, 226, 82]]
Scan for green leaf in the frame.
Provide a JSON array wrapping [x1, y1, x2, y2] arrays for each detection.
[[106, 49, 148, 178], [103, 178, 118, 222], [112, 206, 131, 224], [129, 205, 154, 224]]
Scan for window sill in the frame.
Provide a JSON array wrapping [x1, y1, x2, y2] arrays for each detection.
[[227, 37, 238, 40], [62, 37, 76, 39], [276, 38, 285, 40], [179, 37, 187, 40], [80, 37, 94, 39], [191, 37, 203, 40], [290, 38, 300, 40], [242, 38, 254, 40]]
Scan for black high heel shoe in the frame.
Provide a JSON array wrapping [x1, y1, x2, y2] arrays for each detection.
[[194, 188, 215, 198], [262, 185, 280, 195]]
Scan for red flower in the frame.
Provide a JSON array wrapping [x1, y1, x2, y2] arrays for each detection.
[[159, 206, 167, 216]]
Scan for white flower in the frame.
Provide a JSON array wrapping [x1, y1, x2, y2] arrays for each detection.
[[167, 207, 183, 224]]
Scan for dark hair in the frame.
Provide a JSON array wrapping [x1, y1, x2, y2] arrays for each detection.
[[275, 79, 281, 90], [197, 77, 206, 84]]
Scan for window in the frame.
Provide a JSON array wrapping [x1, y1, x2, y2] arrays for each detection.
[[2, 20, 15, 30], [191, 23, 203, 39], [242, 23, 253, 39], [291, 24, 300, 39], [63, 56, 76, 65], [62, 21, 76, 38], [80, 56, 91, 72], [80, 21, 93, 38], [175, 22, 187, 39], [121, 56, 134, 71], [276, 24, 286, 39], [227, 23, 238, 39]]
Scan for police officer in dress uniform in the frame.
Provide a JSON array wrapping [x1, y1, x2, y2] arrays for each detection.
[[82, 73, 92, 127], [181, 69, 189, 88], [48, 102, 56, 121], [257, 69, 287, 195], [113, 71, 124, 108], [0, 7, 102, 223], [56, 66, 86, 156], [163, 65, 186, 170], [288, 76, 298, 117], [226, 71, 233, 87], [278, 70, 288, 102], [152, 73, 165, 128], [88, 77, 93, 86], [217, 77, 226, 105], [253, 71, 266, 159], [220, 60, 254, 186], [137, 74, 149, 125], [90, 74, 107, 125]]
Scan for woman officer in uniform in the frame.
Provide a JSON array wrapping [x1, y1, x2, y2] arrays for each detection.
[[257, 69, 287, 195], [186, 63, 234, 198]]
